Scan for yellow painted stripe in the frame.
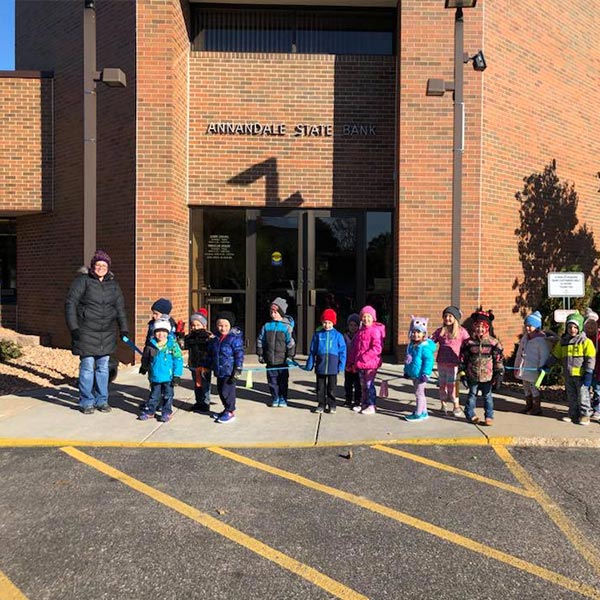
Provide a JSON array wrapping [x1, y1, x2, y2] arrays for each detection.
[[493, 444, 600, 577], [60, 447, 366, 600], [208, 446, 600, 600], [372, 444, 534, 498], [0, 570, 28, 600], [0, 437, 512, 450]]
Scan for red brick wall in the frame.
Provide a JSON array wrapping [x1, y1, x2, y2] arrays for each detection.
[[135, 0, 191, 343], [15, 0, 136, 353], [189, 53, 396, 209], [0, 72, 53, 216]]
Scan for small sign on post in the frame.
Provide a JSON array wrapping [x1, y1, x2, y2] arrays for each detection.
[[547, 272, 585, 298]]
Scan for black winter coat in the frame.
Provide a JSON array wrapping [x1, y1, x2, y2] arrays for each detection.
[[65, 270, 129, 357]]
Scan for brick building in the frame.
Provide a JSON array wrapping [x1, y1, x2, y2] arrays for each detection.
[[1, 0, 599, 359]]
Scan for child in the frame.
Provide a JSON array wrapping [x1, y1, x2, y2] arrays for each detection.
[[305, 309, 347, 413], [582, 308, 600, 421], [431, 306, 469, 417], [208, 311, 244, 424], [145, 297, 184, 348], [347, 305, 385, 415], [138, 318, 184, 422], [184, 309, 213, 412], [343, 314, 361, 409], [543, 312, 596, 426], [458, 308, 504, 426], [403, 317, 435, 422], [256, 297, 296, 408], [514, 311, 549, 415]]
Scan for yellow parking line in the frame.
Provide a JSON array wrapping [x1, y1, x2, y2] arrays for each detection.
[[0, 570, 28, 600], [372, 444, 534, 498], [208, 446, 600, 600], [60, 447, 366, 600], [493, 445, 600, 577]]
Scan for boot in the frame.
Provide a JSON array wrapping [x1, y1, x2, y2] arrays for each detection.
[[520, 394, 533, 414], [529, 395, 543, 416]]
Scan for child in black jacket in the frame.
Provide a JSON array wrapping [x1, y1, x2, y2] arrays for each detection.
[[184, 309, 213, 412]]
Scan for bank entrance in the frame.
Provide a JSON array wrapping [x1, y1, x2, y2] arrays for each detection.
[[191, 209, 392, 354]]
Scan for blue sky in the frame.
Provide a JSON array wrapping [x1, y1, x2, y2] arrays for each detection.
[[0, 0, 15, 70]]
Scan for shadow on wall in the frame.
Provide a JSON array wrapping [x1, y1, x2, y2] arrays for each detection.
[[227, 157, 305, 207], [512, 159, 600, 318]]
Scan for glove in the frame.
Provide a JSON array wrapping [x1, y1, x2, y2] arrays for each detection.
[[493, 370, 504, 390], [258, 356, 265, 364], [176, 320, 185, 335], [173, 376, 181, 386], [419, 374, 429, 383], [540, 365, 550, 374], [139, 367, 147, 375], [71, 329, 80, 341], [583, 371, 593, 387], [227, 368, 243, 385], [459, 372, 469, 389], [120, 331, 129, 340]]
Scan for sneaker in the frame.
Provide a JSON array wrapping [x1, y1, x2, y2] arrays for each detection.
[[80, 406, 95, 415], [468, 416, 480, 424], [270, 398, 280, 408], [484, 417, 493, 426], [405, 412, 429, 422], [591, 411, 600, 422], [453, 407, 463, 417], [361, 405, 376, 415], [314, 405, 324, 414], [216, 411, 236, 424], [213, 410, 226, 420], [159, 413, 172, 423], [328, 404, 337, 414], [137, 412, 154, 421], [278, 398, 288, 408], [352, 405, 363, 413], [561, 416, 574, 423], [96, 404, 112, 413], [579, 416, 591, 426]]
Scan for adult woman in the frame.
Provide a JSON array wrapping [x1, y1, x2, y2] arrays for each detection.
[[65, 250, 129, 414]]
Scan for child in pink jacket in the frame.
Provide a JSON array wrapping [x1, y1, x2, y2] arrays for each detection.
[[347, 305, 386, 414]]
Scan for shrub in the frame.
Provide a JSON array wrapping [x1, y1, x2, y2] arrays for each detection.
[[0, 340, 23, 361]]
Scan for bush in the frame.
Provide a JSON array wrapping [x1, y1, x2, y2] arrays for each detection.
[[0, 340, 23, 361]]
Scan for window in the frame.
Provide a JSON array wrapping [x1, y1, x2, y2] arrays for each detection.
[[192, 6, 396, 55], [0, 219, 16, 304]]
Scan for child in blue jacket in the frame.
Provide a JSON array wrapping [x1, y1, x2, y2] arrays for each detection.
[[138, 318, 184, 422], [403, 316, 435, 422], [305, 309, 347, 414], [208, 311, 245, 424]]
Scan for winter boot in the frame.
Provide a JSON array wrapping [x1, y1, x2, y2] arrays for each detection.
[[520, 394, 533, 414], [529, 395, 543, 416]]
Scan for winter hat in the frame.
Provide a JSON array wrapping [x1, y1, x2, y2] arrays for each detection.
[[443, 306, 462, 321], [153, 318, 171, 333], [471, 308, 493, 330], [270, 297, 288, 317], [360, 305, 377, 320], [90, 249, 111, 270], [151, 297, 172, 315], [190, 312, 208, 327], [215, 310, 236, 327], [566, 312, 584, 332], [321, 308, 337, 325], [412, 322, 427, 334], [583, 308, 599, 324], [347, 313, 361, 326], [524, 311, 543, 329]]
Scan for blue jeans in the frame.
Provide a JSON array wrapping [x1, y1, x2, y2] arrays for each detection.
[[464, 381, 494, 420], [146, 381, 174, 416], [79, 355, 110, 409], [193, 367, 211, 408]]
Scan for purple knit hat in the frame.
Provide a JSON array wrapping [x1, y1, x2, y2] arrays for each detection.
[[360, 305, 377, 320], [90, 249, 111, 270]]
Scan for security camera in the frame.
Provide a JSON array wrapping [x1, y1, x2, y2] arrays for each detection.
[[471, 50, 487, 72]]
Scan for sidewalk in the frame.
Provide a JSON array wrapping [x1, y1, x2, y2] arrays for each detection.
[[0, 359, 598, 448]]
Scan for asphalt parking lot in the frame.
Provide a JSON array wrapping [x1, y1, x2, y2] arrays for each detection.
[[1, 444, 599, 599]]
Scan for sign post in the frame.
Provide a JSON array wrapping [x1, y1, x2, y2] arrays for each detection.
[[547, 272, 585, 323]]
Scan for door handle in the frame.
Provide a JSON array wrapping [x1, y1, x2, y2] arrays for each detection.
[[309, 289, 317, 306]]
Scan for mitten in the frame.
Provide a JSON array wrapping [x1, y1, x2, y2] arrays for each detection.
[[120, 331, 129, 340], [139, 367, 147, 375], [258, 356, 265, 364], [176, 320, 185, 336], [419, 374, 429, 383], [173, 376, 181, 386], [493, 370, 504, 390], [71, 329, 80, 341], [583, 371, 593, 387]]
